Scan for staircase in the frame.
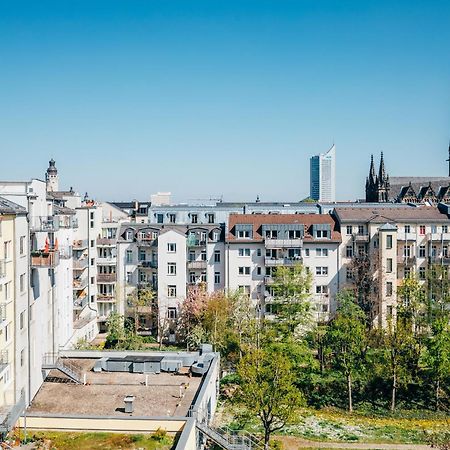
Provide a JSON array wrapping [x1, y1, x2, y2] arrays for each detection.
[[42, 353, 83, 384], [188, 408, 263, 450]]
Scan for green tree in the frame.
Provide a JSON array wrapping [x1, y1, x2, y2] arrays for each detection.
[[271, 263, 312, 339], [325, 292, 366, 412], [237, 348, 304, 449], [127, 287, 155, 334]]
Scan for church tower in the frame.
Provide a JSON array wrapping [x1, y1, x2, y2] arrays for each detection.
[[365, 153, 390, 202], [45, 158, 59, 192]]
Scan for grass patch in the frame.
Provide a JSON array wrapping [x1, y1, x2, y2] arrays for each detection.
[[11, 430, 174, 450]]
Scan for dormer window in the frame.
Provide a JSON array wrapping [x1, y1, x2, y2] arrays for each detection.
[[316, 229, 329, 238], [236, 224, 252, 239], [191, 214, 198, 224], [126, 230, 133, 240]]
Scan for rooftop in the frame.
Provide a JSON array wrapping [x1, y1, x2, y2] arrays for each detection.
[[0, 196, 27, 215]]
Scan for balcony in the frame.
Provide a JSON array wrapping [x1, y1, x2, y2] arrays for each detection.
[[73, 295, 88, 310], [265, 257, 301, 266], [73, 239, 88, 249], [137, 281, 157, 290], [73, 258, 88, 270], [265, 239, 303, 248], [97, 256, 116, 265], [187, 239, 207, 247], [97, 294, 115, 303], [430, 233, 450, 241], [0, 350, 9, 374], [97, 237, 116, 246], [397, 255, 416, 265], [397, 232, 416, 241], [0, 260, 6, 279], [136, 238, 156, 247], [31, 250, 59, 268], [138, 260, 158, 269], [97, 273, 117, 283], [352, 233, 370, 243], [73, 277, 88, 290], [59, 217, 78, 229], [187, 260, 207, 269], [0, 303, 6, 325], [59, 246, 73, 259], [264, 275, 274, 284], [30, 216, 59, 232]]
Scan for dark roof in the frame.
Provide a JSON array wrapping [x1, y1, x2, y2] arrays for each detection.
[[0, 196, 26, 215], [334, 206, 449, 223], [54, 204, 76, 216], [390, 177, 450, 202]]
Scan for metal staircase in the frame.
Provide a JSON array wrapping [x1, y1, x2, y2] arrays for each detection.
[[42, 353, 83, 384], [188, 408, 263, 450]]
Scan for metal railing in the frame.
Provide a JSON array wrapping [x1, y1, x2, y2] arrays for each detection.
[[73, 258, 88, 270], [97, 273, 117, 283], [73, 277, 88, 290], [73, 295, 88, 309], [187, 260, 207, 269], [42, 352, 83, 384], [59, 246, 73, 259], [138, 260, 158, 268], [264, 256, 301, 266], [97, 237, 116, 246], [265, 238, 303, 248], [0, 303, 7, 324], [97, 294, 115, 302], [30, 216, 59, 232], [187, 239, 207, 247], [0, 391, 26, 432], [59, 217, 78, 229]]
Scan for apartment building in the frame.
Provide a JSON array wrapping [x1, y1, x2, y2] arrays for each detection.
[[226, 214, 341, 322], [333, 205, 450, 326], [116, 223, 225, 338]]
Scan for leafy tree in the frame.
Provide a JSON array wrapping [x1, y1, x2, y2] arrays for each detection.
[[105, 312, 144, 350], [325, 292, 366, 412], [271, 263, 312, 339], [237, 348, 304, 449], [127, 287, 155, 334]]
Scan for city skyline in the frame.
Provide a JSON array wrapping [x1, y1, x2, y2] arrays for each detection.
[[1, 0, 449, 202]]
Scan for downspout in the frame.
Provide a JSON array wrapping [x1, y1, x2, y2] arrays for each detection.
[[12, 215, 17, 404], [26, 197, 31, 405]]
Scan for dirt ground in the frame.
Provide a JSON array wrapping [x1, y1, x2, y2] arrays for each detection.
[[29, 358, 201, 417]]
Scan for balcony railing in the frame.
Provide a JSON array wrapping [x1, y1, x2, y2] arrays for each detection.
[[0, 350, 9, 372], [137, 281, 157, 290], [97, 294, 115, 303], [352, 233, 370, 243], [73, 296, 88, 310], [136, 238, 157, 247], [73, 277, 88, 290], [138, 260, 158, 268], [59, 217, 78, 229], [187, 239, 207, 247], [73, 239, 88, 249], [264, 257, 301, 266], [265, 239, 303, 248], [397, 232, 416, 241], [264, 275, 274, 284], [30, 216, 59, 232], [187, 260, 207, 269], [73, 258, 88, 270], [97, 256, 116, 264], [0, 259, 5, 279], [31, 251, 59, 268], [429, 232, 450, 241], [97, 237, 116, 246], [59, 246, 73, 259], [397, 255, 416, 265], [0, 303, 6, 324], [97, 273, 117, 283]]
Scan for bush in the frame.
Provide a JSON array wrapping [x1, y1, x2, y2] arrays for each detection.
[[151, 427, 168, 442]]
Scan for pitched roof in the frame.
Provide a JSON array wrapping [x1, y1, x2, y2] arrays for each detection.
[[0, 196, 26, 215], [334, 206, 449, 223], [390, 177, 450, 202], [227, 214, 341, 242]]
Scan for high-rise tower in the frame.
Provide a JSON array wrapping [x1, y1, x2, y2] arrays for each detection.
[[310, 144, 336, 202]]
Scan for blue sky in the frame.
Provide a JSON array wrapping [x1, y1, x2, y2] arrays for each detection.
[[1, 0, 449, 202]]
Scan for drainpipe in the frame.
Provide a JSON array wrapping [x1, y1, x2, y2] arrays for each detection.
[[26, 196, 31, 406]]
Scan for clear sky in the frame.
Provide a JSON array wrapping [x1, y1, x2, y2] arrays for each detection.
[[1, 0, 449, 203]]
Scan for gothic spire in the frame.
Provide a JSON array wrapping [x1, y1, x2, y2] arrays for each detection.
[[378, 151, 386, 182], [369, 154, 376, 184]]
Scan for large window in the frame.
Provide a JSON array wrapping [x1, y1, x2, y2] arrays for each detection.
[[168, 285, 177, 297], [315, 266, 328, 276], [386, 235, 392, 249], [167, 263, 176, 275], [238, 266, 251, 275]]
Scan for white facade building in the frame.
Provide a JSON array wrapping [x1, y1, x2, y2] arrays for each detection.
[[310, 144, 336, 202]]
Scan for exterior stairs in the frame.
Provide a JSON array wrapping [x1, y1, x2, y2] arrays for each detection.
[[42, 353, 83, 384]]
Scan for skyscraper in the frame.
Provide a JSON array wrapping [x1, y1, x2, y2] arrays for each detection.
[[310, 144, 336, 202]]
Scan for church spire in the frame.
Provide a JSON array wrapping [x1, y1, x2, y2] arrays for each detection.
[[378, 151, 386, 182], [369, 154, 376, 184]]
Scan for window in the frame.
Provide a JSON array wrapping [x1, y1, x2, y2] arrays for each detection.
[[167, 307, 177, 319], [169, 213, 176, 224], [126, 230, 133, 240], [431, 225, 437, 234], [316, 285, 328, 294], [207, 213, 215, 224], [316, 267, 328, 276], [20, 349, 24, 367], [191, 213, 198, 224], [316, 248, 328, 257], [431, 245, 437, 257], [238, 248, 251, 257], [288, 230, 302, 239], [167, 263, 176, 275], [90, 239, 94, 248], [404, 267, 411, 278], [419, 225, 426, 235], [387, 305, 393, 318], [256, 248, 262, 256], [304, 249, 310, 257], [265, 229, 278, 239], [168, 285, 177, 297], [126, 250, 133, 263], [126, 272, 132, 283], [237, 230, 251, 239], [256, 266, 262, 275], [212, 231, 220, 242], [386, 282, 393, 296], [346, 225, 352, 235], [238, 266, 251, 275], [419, 267, 426, 279], [20, 311, 24, 330], [405, 225, 411, 233], [238, 285, 251, 296], [4, 241, 10, 259], [386, 235, 392, 249], [403, 245, 411, 257], [419, 245, 426, 258], [322, 304, 329, 313], [316, 230, 329, 238], [443, 225, 448, 233], [214, 272, 221, 284], [444, 246, 449, 258], [346, 267, 353, 280], [167, 243, 176, 253], [214, 250, 221, 263], [346, 245, 353, 258], [20, 274, 25, 292], [386, 258, 393, 273], [157, 214, 164, 224], [91, 258, 95, 266], [201, 250, 207, 261], [20, 236, 25, 255], [358, 225, 364, 235]]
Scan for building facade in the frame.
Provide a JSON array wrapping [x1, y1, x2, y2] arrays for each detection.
[[310, 144, 336, 202]]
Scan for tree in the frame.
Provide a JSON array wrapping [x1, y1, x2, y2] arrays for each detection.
[[325, 292, 366, 412], [237, 348, 304, 449], [105, 312, 144, 350], [127, 287, 155, 334], [271, 263, 313, 339]]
